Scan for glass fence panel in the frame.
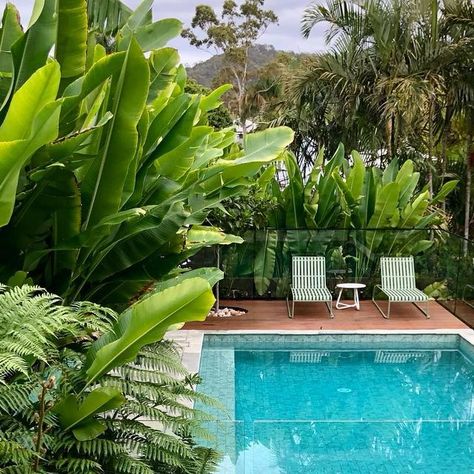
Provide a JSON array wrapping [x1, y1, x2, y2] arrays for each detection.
[[450, 235, 474, 326], [199, 420, 246, 474], [187, 228, 474, 326], [201, 420, 474, 474], [249, 420, 474, 474]]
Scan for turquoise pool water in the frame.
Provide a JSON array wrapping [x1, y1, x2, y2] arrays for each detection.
[[197, 335, 474, 473]]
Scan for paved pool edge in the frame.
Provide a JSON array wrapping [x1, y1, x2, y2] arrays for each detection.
[[166, 328, 474, 373]]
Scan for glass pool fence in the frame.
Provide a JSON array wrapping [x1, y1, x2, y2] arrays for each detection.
[[188, 228, 474, 326]]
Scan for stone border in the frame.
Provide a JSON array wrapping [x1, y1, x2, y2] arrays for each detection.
[[166, 328, 474, 373]]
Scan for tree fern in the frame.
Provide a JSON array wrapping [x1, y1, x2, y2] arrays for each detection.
[[0, 286, 220, 473]]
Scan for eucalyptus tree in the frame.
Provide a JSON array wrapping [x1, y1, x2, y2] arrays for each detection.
[[182, 0, 278, 137]]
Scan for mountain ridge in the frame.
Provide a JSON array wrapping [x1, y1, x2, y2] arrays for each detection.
[[186, 44, 281, 87]]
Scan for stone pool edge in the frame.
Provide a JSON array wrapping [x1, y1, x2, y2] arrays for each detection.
[[166, 328, 474, 374]]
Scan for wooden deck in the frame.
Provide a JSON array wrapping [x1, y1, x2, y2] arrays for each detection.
[[452, 301, 474, 329], [184, 299, 469, 331]]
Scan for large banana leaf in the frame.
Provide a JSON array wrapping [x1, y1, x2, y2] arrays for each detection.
[[0, 103, 61, 227], [0, 61, 60, 140], [185, 226, 243, 249], [85, 277, 215, 385], [54, 387, 125, 441], [154, 126, 212, 181], [396, 160, 419, 208], [87, 0, 132, 35], [151, 267, 224, 294], [282, 152, 305, 229], [332, 171, 363, 228], [0, 3, 22, 100], [315, 143, 344, 227], [12, 167, 81, 291], [200, 127, 294, 193], [365, 182, 400, 254], [254, 230, 278, 296], [119, 18, 183, 52], [0, 62, 61, 227], [86, 201, 189, 282], [8, 0, 56, 94], [56, 0, 87, 82], [82, 38, 149, 227], [148, 47, 180, 105]]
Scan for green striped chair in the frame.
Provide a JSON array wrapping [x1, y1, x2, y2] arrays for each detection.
[[372, 256, 430, 319], [287, 256, 333, 319]]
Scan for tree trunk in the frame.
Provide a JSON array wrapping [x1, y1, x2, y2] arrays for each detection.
[[441, 130, 448, 212], [215, 246, 220, 311], [239, 48, 250, 141], [427, 98, 434, 197], [464, 120, 473, 255], [386, 116, 393, 161]]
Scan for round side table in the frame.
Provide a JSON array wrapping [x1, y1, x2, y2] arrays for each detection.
[[335, 283, 366, 310]]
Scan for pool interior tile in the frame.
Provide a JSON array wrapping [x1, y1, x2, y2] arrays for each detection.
[[195, 333, 474, 474]]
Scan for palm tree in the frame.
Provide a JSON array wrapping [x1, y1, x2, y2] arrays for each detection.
[[440, 0, 474, 249], [298, 1, 448, 170]]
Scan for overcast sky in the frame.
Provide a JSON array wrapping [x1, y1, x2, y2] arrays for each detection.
[[6, 0, 327, 66]]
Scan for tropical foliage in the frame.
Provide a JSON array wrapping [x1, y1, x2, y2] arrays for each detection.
[[0, 1, 295, 470], [281, 0, 473, 237], [0, 276, 221, 473], [211, 145, 457, 297], [0, 0, 293, 309]]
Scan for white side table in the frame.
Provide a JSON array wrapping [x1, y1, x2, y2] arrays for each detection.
[[335, 283, 366, 310]]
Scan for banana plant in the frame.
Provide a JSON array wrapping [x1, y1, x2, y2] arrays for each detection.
[[253, 147, 345, 296], [0, 0, 294, 307], [333, 151, 458, 278], [251, 144, 457, 296]]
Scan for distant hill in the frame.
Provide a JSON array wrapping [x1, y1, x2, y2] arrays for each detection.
[[186, 44, 280, 88]]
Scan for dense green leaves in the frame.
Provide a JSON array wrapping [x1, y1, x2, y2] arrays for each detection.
[[55, 387, 125, 440], [0, 281, 221, 473], [0, 0, 292, 306], [241, 144, 457, 295], [82, 38, 149, 227], [86, 277, 214, 385], [0, 62, 61, 226]]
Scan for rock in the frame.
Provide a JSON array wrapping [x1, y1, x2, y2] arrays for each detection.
[[208, 307, 246, 318]]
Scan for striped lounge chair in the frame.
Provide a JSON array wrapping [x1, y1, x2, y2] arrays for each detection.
[[372, 256, 430, 319], [287, 256, 333, 319]]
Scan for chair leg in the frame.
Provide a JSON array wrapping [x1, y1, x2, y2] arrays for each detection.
[[325, 301, 334, 319], [286, 295, 295, 319], [373, 298, 391, 319], [372, 285, 390, 319], [413, 300, 430, 319], [354, 288, 360, 310]]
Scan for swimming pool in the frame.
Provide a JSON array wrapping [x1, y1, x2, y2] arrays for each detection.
[[197, 334, 474, 473]]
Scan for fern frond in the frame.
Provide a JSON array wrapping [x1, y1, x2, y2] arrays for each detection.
[[53, 457, 103, 473], [108, 454, 155, 474], [0, 440, 34, 467], [0, 384, 35, 414]]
